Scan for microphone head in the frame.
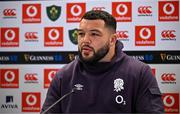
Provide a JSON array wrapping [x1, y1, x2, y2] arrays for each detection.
[[73, 84, 83, 91]]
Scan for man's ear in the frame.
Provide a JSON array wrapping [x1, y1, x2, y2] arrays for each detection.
[[110, 33, 117, 45]]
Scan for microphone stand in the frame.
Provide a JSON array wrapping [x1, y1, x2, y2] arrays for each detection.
[[41, 88, 75, 114]]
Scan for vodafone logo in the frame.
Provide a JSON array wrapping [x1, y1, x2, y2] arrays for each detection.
[[0, 28, 19, 47], [67, 3, 86, 22], [48, 71, 56, 82], [44, 69, 59, 88], [139, 28, 151, 40], [44, 27, 63, 47], [4, 29, 16, 41], [22, 92, 40, 112], [163, 3, 174, 15], [48, 29, 60, 40], [26, 94, 37, 106], [162, 93, 179, 113], [164, 95, 175, 107], [3, 9, 16, 17], [159, 1, 179, 21], [112, 2, 132, 22], [22, 4, 41, 23], [161, 30, 176, 40], [71, 5, 82, 16], [138, 6, 152, 15], [151, 68, 156, 76], [116, 4, 128, 15], [135, 26, 155, 46], [26, 5, 38, 17], [0, 69, 19, 88], [4, 71, 15, 82]]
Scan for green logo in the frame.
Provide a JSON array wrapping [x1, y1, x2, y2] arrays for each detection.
[[69, 28, 78, 45], [46, 5, 61, 21]]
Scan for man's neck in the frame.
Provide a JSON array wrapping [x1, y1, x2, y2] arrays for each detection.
[[99, 45, 116, 62]]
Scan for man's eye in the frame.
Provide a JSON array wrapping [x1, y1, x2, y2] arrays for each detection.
[[78, 32, 84, 36], [91, 33, 99, 36]]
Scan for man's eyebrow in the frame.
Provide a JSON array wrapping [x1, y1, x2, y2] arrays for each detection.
[[77, 29, 83, 32], [77, 29, 101, 32], [90, 29, 101, 33]]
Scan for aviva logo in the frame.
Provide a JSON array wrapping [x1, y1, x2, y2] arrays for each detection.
[[46, 5, 61, 21]]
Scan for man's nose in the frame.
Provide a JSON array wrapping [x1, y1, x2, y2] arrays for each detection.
[[82, 34, 91, 43]]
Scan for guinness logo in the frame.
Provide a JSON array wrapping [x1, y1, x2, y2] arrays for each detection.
[[160, 53, 167, 61]]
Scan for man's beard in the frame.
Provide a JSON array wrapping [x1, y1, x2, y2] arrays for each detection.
[[78, 42, 110, 64]]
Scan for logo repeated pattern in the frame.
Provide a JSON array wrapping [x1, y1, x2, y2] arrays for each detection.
[[44, 69, 59, 88], [135, 26, 155, 46], [0, 69, 19, 88], [112, 2, 132, 22], [159, 1, 179, 21], [46, 5, 61, 21], [44, 27, 64, 47], [0, 28, 19, 47], [0, 0, 179, 114], [22, 4, 41, 23], [162, 93, 179, 113], [66, 3, 86, 22], [22, 92, 41, 112]]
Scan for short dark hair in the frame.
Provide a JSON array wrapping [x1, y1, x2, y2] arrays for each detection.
[[81, 10, 117, 33]]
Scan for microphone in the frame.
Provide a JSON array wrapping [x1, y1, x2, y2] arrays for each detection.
[[41, 87, 78, 114]]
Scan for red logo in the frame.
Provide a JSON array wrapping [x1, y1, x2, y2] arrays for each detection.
[[151, 68, 156, 77], [112, 2, 132, 22], [135, 26, 155, 46], [161, 30, 176, 40], [0, 69, 19, 88], [138, 6, 152, 16], [22, 4, 41, 23], [24, 73, 38, 83], [92, 7, 105, 11], [22, 92, 40, 112], [0, 27, 19, 47], [44, 27, 63, 47], [159, 1, 179, 21], [44, 69, 59, 88], [161, 73, 176, 82], [162, 93, 179, 113], [3, 9, 16, 17], [25, 32, 38, 41], [116, 31, 129, 41], [67, 3, 86, 22]]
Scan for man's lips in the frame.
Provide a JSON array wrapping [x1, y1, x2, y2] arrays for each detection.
[[81, 46, 93, 55], [82, 46, 92, 51]]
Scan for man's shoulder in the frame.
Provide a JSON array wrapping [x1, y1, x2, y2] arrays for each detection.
[[122, 52, 148, 68], [63, 58, 78, 71], [119, 52, 151, 77], [56, 59, 79, 78]]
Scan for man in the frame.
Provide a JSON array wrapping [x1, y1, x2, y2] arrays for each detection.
[[41, 10, 164, 113]]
